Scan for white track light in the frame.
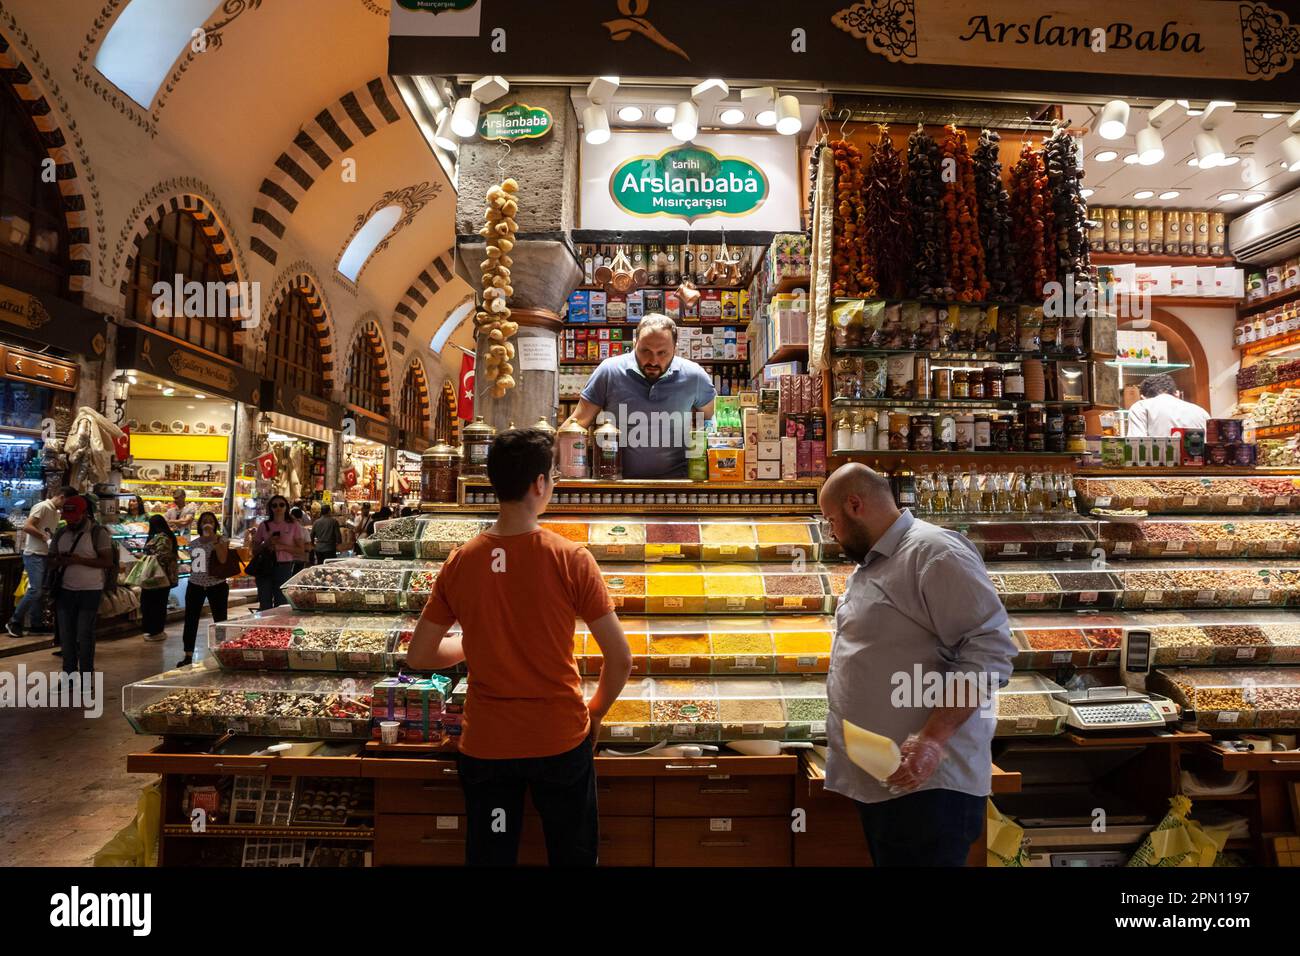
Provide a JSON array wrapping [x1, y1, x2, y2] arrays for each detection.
[[1135, 126, 1164, 165], [775, 94, 802, 135], [583, 104, 610, 145], [450, 97, 480, 139], [1097, 100, 1129, 140], [671, 100, 698, 142]]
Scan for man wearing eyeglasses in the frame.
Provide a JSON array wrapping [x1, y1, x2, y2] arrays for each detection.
[[819, 463, 1016, 866]]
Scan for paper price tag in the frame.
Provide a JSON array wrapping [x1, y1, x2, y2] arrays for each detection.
[[1274, 496, 1291, 507], [811, 720, 827, 735], [1227, 495, 1245, 507], [436, 816, 458, 830], [364, 592, 385, 605], [1016, 717, 1038, 729], [1056, 542, 1074, 552], [1177, 647, 1198, 659], [605, 545, 626, 556], [1002, 543, 1023, 554], [612, 725, 632, 737], [1132, 496, 1149, 508], [725, 597, 746, 609], [328, 720, 350, 734], [1266, 541, 1285, 553], [243, 650, 264, 662], [1114, 542, 1131, 555], [1052, 651, 1072, 664], [733, 656, 757, 669], [673, 724, 696, 737], [782, 595, 805, 608], [1024, 592, 1044, 604], [1181, 496, 1200, 509], [1079, 590, 1099, 604], [1217, 711, 1240, 724], [1215, 540, 1233, 552], [316, 592, 336, 605], [719, 545, 738, 555], [710, 818, 733, 832], [278, 719, 302, 732], [1164, 541, 1184, 553], [1195, 590, 1216, 604], [1143, 591, 1164, 604], [1095, 496, 1112, 508], [669, 656, 691, 669], [1235, 647, 1257, 660], [1252, 589, 1270, 603], [795, 654, 818, 668], [227, 720, 249, 734], [663, 597, 684, 609], [296, 650, 324, 662], [380, 540, 400, 554], [742, 723, 764, 736]]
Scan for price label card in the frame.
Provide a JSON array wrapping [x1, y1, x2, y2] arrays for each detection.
[[1016, 717, 1038, 729], [1132, 496, 1149, 508], [243, 650, 265, 662], [1052, 651, 1073, 664], [674, 724, 695, 737], [1079, 590, 1099, 603], [1215, 540, 1233, 552], [364, 592, 385, 605], [742, 723, 764, 736], [812, 720, 827, 735], [316, 592, 336, 605], [709, 818, 733, 832], [228, 720, 249, 734], [1182, 496, 1200, 509], [1227, 495, 1245, 507], [663, 597, 684, 609], [328, 720, 350, 734], [1235, 647, 1257, 660], [436, 816, 459, 830], [346, 652, 369, 665], [1252, 589, 1270, 603], [1164, 541, 1184, 553], [381, 540, 400, 554], [1266, 541, 1285, 553], [669, 656, 691, 669], [1195, 590, 1216, 604], [733, 656, 757, 669], [296, 650, 324, 662], [612, 725, 632, 737], [1025, 593, 1045, 604], [719, 545, 738, 555], [1274, 495, 1292, 508], [1056, 542, 1075, 553], [782, 595, 806, 608], [725, 597, 746, 609], [1217, 711, 1240, 724], [1095, 496, 1112, 508], [1114, 542, 1132, 555], [605, 545, 626, 557], [278, 719, 302, 732], [1001, 543, 1023, 555], [795, 654, 819, 668], [1144, 591, 1164, 604], [1177, 647, 1199, 659], [611, 595, 624, 608]]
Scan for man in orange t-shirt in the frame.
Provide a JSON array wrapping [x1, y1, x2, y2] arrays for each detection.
[[408, 428, 632, 866]]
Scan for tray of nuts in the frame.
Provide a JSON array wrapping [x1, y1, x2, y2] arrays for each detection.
[[1203, 624, 1275, 665], [994, 673, 1066, 737], [283, 563, 412, 611], [1151, 625, 1216, 665], [988, 571, 1063, 610], [360, 515, 423, 558], [418, 518, 487, 560], [1267, 623, 1300, 664]]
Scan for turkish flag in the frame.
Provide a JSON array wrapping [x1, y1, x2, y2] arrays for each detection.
[[458, 352, 475, 421], [257, 451, 278, 479], [113, 426, 131, 461], [343, 464, 358, 489]]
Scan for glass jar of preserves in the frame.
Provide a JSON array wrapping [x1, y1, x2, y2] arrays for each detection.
[[991, 416, 1011, 452], [1026, 408, 1046, 452], [952, 369, 970, 399], [592, 420, 623, 479], [421, 441, 460, 503], [968, 371, 985, 400], [1009, 419, 1027, 451], [1003, 363, 1025, 401], [556, 419, 591, 478], [983, 364, 1004, 398], [909, 414, 934, 451], [973, 414, 992, 450], [461, 416, 496, 476]]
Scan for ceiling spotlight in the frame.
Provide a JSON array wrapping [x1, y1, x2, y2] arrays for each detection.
[[775, 94, 802, 135], [719, 107, 745, 125], [671, 100, 698, 142], [1080, 188, 1095, 198], [1200, 100, 1236, 130], [433, 108, 458, 151], [1244, 192, 1267, 202], [691, 79, 729, 107], [162, 387, 175, 396], [1187, 157, 1200, 167], [470, 75, 509, 105], [616, 105, 643, 122], [582, 104, 610, 145], [1097, 99, 1130, 139], [1263, 112, 1282, 119], [1220, 155, 1241, 166], [1133, 189, 1155, 199], [1136, 126, 1164, 165], [756, 107, 777, 127], [1193, 131, 1225, 168], [654, 105, 676, 125], [1094, 150, 1118, 162], [742, 86, 777, 126], [450, 97, 481, 139], [1218, 192, 1241, 201], [1123, 153, 1140, 164], [1159, 190, 1180, 200], [586, 76, 619, 104], [1282, 133, 1300, 171], [194, 393, 206, 400]]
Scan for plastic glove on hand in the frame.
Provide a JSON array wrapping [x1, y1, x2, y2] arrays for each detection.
[[885, 733, 945, 795]]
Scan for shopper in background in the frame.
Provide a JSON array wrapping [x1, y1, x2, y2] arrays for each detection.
[[310, 503, 341, 565], [819, 464, 1016, 866], [179, 510, 230, 668], [124, 495, 147, 520], [364, 505, 391, 538], [1125, 373, 1209, 439], [48, 494, 114, 676], [164, 489, 197, 533], [289, 505, 310, 572], [409, 428, 632, 867], [6, 485, 72, 639], [140, 514, 178, 641], [251, 495, 308, 610], [351, 502, 370, 541]]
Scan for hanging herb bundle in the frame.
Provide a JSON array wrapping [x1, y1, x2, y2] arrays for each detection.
[[830, 139, 876, 297], [906, 127, 946, 299], [940, 125, 987, 302], [1043, 129, 1091, 281], [861, 125, 912, 299], [973, 129, 1017, 301], [1008, 141, 1053, 300]]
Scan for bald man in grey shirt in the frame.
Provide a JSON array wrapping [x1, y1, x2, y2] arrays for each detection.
[[819, 464, 1016, 866]]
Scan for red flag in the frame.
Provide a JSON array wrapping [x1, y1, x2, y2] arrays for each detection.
[[458, 352, 475, 421], [257, 451, 278, 479], [113, 426, 131, 461], [343, 464, 358, 489]]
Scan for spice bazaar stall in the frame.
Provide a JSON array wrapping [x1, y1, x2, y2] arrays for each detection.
[[120, 1, 1300, 869]]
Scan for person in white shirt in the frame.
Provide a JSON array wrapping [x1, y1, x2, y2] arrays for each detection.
[[1126, 374, 1209, 438], [6, 485, 73, 638], [165, 490, 198, 533]]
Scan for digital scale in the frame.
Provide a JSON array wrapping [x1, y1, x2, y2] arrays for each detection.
[[1056, 686, 1178, 730]]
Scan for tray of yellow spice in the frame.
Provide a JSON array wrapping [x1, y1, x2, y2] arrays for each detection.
[[647, 632, 712, 674], [644, 563, 707, 613], [754, 520, 819, 562], [587, 678, 656, 743], [772, 619, 835, 673], [703, 564, 766, 613], [600, 566, 646, 613], [708, 629, 777, 673], [699, 521, 758, 562], [717, 679, 789, 739]]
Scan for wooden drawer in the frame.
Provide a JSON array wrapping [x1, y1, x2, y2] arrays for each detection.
[[655, 817, 791, 866], [374, 813, 465, 866], [520, 814, 654, 867], [127, 746, 363, 778], [654, 774, 792, 817], [596, 777, 653, 816], [376, 777, 465, 814], [794, 803, 870, 867]]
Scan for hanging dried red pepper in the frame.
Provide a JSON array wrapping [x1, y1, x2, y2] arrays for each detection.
[[830, 138, 876, 298], [862, 125, 912, 299], [940, 125, 988, 302]]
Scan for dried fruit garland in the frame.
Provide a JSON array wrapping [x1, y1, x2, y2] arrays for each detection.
[[973, 129, 1017, 301], [1043, 129, 1091, 281], [861, 126, 912, 299], [830, 139, 876, 298], [906, 127, 947, 299], [1008, 141, 1054, 300], [475, 178, 520, 399], [940, 125, 988, 302]]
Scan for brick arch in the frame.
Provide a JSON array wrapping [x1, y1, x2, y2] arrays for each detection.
[[398, 353, 432, 435], [344, 313, 393, 414], [0, 28, 97, 294], [259, 264, 340, 390], [113, 183, 251, 320], [250, 76, 404, 267], [390, 247, 455, 356]]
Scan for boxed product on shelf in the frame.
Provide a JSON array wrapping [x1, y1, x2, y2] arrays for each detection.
[[370, 674, 452, 742]]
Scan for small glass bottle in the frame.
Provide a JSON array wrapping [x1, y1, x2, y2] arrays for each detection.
[[1028, 471, 1047, 513], [994, 472, 1014, 514], [934, 470, 951, 514], [980, 467, 996, 513], [916, 472, 935, 515], [1011, 469, 1029, 514]]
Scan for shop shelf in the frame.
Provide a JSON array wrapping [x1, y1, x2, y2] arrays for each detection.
[[1074, 475, 1300, 513], [1150, 667, 1300, 731], [1098, 518, 1300, 559], [995, 673, 1067, 737]]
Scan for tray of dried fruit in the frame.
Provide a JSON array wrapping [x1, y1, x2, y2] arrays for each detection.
[[1114, 561, 1300, 610], [359, 515, 425, 558], [931, 517, 1100, 561], [572, 615, 835, 677], [1149, 667, 1300, 730], [584, 676, 828, 744], [1099, 518, 1300, 559], [995, 673, 1068, 737], [1074, 476, 1300, 514], [123, 661, 373, 738]]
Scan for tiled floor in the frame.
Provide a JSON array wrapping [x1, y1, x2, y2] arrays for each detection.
[[0, 608, 254, 866]]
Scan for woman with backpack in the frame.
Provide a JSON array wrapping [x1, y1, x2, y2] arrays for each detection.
[[178, 510, 235, 668], [140, 514, 178, 641]]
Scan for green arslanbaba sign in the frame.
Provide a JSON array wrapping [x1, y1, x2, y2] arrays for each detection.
[[610, 145, 769, 223], [478, 102, 553, 142], [396, 0, 477, 12]]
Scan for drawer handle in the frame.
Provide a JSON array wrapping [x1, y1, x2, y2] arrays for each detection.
[[214, 762, 267, 770], [700, 788, 750, 795], [443, 767, 458, 775], [419, 837, 461, 845], [1270, 758, 1299, 764], [421, 784, 455, 791], [665, 763, 718, 770], [700, 840, 748, 848]]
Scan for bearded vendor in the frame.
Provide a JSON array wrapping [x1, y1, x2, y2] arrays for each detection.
[[563, 313, 716, 479]]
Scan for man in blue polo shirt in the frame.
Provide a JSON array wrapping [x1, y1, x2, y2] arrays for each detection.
[[566, 314, 716, 478]]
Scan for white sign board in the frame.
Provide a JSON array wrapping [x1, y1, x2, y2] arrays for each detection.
[[580, 132, 800, 232], [518, 337, 557, 373]]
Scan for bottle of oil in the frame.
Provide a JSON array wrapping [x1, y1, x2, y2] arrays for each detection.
[[994, 471, 1014, 514], [980, 467, 996, 513], [1028, 471, 1047, 513], [933, 470, 951, 514]]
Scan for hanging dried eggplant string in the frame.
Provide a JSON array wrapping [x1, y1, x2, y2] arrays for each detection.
[[1043, 128, 1091, 281], [861, 125, 911, 299], [906, 126, 946, 299], [830, 138, 875, 298], [973, 129, 1017, 302], [940, 124, 987, 302], [1008, 140, 1051, 301]]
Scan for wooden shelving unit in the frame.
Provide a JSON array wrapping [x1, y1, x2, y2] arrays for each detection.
[[1239, 330, 1300, 357], [1092, 252, 1235, 267], [1238, 286, 1300, 315], [1238, 378, 1300, 401]]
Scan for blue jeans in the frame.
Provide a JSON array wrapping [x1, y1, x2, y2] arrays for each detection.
[[256, 561, 297, 611], [11, 553, 47, 630], [854, 789, 986, 866], [57, 588, 102, 675]]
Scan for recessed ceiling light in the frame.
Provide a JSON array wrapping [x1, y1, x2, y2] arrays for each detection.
[[194, 394, 205, 400], [186, 405, 195, 410], [1263, 112, 1282, 119], [1094, 150, 1118, 162], [719, 107, 745, 125], [1220, 155, 1241, 166], [1159, 190, 1180, 200], [616, 105, 643, 122], [1244, 192, 1267, 202], [654, 105, 675, 124], [1218, 192, 1240, 201], [1133, 189, 1155, 199], [162, 387, 175, 396], [1080, 188, 1095, 198], [1123, 152, 1140, 164]]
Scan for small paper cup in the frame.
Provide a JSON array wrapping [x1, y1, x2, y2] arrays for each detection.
[[380, 721, 401, 745]]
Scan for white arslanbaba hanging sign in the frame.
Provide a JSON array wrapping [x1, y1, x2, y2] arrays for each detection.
[[580, 132, 800, 232]]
